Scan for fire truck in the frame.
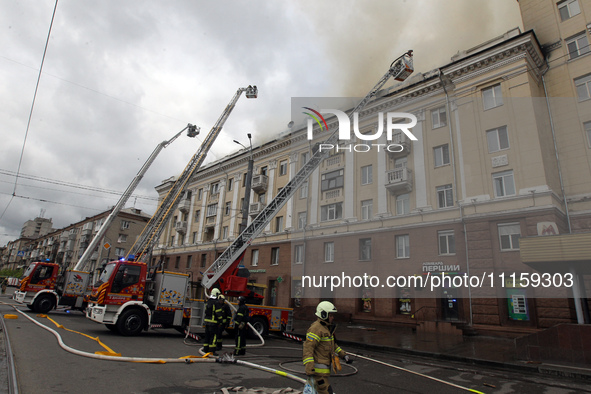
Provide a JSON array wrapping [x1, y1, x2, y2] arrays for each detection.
[[87, 51, 415, 336], [13, 261, 90, 313], [13, 124, 200, 314]]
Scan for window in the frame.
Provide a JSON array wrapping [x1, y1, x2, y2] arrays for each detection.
[[558, 0, 580, 21], [251, 249, 259, 266], [258, 193, 266, 203], [493, 170, 516, 197], [396, 235, 410, 258], [194, 210, 200, 221], [169, 236, 175, 247], [361, 165, 373, 185], [186, 255, 192, 269], [359, 238, 372, 261], [321, 169, 344, 191], [396, 193, 410, 215], [200, 253, 207, 268], [299, 181, 308, 199], [294, 245, 304, 264], [227, 178, 233, 191], [271, 247, 280, 265], [585, 121, 591, 148], [321, 202, 343, 221], [298, 212, 307, 230], [117, 234, 127, 243], [575, 74, 591, 101], [260, 166, 268, 176], [115, 247, 125, 257], [210, 182, 220, 195], [438, 230, 455, 255], [192, 232, 197, 244], [301, 151, 310, 168], [197, 188, 203, 201], [121, 220, 130, 230], [242, 173, 248, 187], [279, 160, 288, 176], [498, 223, 521, 251], [361, 200, 373, 220], [567, 33, 590, 60], [324, 242, 334, 263], [222, 226, 229, 239], [486, 126, 509, 153], [275, 216, 284, 233], [433, 144, 450, 167], [482, 84, 503, 110], [206, 203, 218, 217], [175, 256, 180, 269], [431, 106, 447, 129], [437, 184, 454, 208], [225, 201, 231, 215]]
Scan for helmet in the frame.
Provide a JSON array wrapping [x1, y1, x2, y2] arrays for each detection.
[[238, 296, 246, 305], [315, 301, 337, 320], [218, 294, 225, 300], [210, 288, 221, 298]]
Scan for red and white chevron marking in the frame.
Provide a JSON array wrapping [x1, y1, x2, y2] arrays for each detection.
[[185, 330, 201, 341], [282, 332, 304, 342]]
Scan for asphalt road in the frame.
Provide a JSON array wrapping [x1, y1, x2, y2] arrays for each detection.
[[1, 295, 590, 394]]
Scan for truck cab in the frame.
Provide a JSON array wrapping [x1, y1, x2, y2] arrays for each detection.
[[14, 261, 59, 312]]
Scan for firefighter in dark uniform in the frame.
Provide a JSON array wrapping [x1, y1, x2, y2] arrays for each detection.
[[303, 301, 351, 394], [233, 296, 249, 356], [215, 294, 231, 351], [203, 288, 220, 355]]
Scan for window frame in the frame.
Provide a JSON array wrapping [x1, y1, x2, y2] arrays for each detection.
[[294, 244, 304, 264], [436, 184, 454, 208], [433, 144, 450, 167], [575, 74, 591, 101], [438, 230, 456, 255], [361, 165, 373, 185], [275, 216, 284, 233], [558, 0, 581, 21], [585, 121, 591, 148], [486, 126, 510, 153], [482, 84, 503, 110], [324, 242, 334, 263], [498, 223, 521, 251], [431, 106, 447, 129], [396, 234, 410, 259], [279, 160, 288, 176], [396, 193, 410, 215], [361, 199, 373, 220], [270, 247, 280, 265], [206, 203, 218, 217], [359, 238, 372, 261], [493, 170, 516, 197], [297, 212, 307, 230], [251, 249, 259, 266], [321, 202, 343, 221], [566, 32, 590, 60]]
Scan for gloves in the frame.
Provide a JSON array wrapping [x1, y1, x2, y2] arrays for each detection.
[[238, 322, 245, 330], [344, 355, 352, 364], [305, 362, 315, 376]]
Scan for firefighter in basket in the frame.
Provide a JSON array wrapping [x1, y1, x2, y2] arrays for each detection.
[[303, 301, 352, 394]]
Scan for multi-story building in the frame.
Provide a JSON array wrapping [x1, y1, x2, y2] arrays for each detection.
[[19, 217, 54, 239], [152, 1, 590, 336], [1, 207, 151, 273]]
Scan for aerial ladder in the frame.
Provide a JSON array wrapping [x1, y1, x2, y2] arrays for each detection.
[[201, 51, 414, 294], [127, 85, 258, 262], [73, 124, 200, 273]]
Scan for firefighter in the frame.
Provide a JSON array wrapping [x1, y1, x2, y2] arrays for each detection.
[[233, 296, 249, 356], [302, 301, 351, 394], [203, 288, 220, 355], [215, 294, 231, 351]]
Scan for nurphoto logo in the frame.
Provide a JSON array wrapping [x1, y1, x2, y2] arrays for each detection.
[[303, 107, 418, 153]]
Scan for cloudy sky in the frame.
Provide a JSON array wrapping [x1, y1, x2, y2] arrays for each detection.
[[0, 0, 522, 247]]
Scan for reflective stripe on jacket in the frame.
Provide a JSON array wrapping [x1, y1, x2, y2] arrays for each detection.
[[302, 318, 345, 376]]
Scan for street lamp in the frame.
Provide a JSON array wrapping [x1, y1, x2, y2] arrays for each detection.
[[234, 134, 253, 234]]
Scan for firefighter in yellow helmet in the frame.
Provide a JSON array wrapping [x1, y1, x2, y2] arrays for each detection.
[[302, 301, 351, 394], [203, 288, 220, 355]]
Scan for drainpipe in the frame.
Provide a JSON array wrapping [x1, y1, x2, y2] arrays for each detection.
[[439, 69, 473, 327]]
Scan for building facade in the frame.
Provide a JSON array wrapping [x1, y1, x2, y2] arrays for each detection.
[[151, 1, 590, 335], [0, 207, 150, 273]]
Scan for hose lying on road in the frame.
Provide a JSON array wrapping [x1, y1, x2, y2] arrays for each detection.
[[6, 304, 306, 385]]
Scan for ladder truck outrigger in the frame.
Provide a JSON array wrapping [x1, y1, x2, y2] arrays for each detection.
[[13, 124, 200, 313], [85, 86, 260, 335]]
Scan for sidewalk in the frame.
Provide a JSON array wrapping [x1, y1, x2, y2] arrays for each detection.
[[290, 319, 591, 380]]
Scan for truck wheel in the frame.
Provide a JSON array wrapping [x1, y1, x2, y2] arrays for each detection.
[[33, 295, 55, 313], [116, 309, 146, 336], [249, 316, 269, 338]]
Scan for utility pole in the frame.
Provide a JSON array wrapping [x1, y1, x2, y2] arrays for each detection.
[[234, 134, 253, 234]]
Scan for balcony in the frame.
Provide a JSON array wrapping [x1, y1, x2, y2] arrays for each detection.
[[204, 216, 216, 228], [249, 201, 266, 217], [178, 198, 191, 213], [385, 167, 413, 193], [251, 174, 268, 193], [323, 153, 344, 168], [60, 232, 69, 242], [323, 189, 342, 200], [82, 228, 92, 236], [387, 132, 412, 158], [175, 220, 188, 234]]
